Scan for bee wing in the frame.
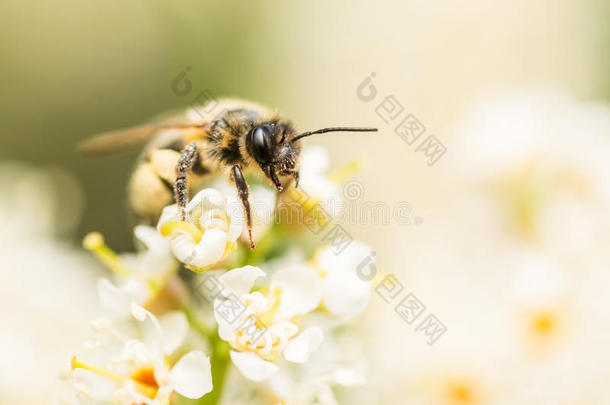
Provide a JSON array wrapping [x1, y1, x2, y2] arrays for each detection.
[[78, 122, 206, 157]]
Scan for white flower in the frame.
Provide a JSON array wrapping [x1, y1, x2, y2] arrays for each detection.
[[314, 241, 373, 319], [213, 265, 324, 381], [296, 146, 343, 215], [68, 306, 212, 404], [209, 177, 277, 241], [83, 226, 178, 317], [157, 188, 244, 271], [267, 333, 367, 405]]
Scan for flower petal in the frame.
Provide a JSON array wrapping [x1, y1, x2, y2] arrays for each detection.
[[97, 278, 131, 318], [284, 326, 323, 363], [323, 271, 370, 318], [213, 297, 248, 341], [159, 311, 188, 354], [169, 351, 213, 399], [271, 264, 322, 316], [319, 241, 374, 274], [169, 229, 227, 268], [300, 146, 330, 174], [230, 350, 279, 382], [218, 265, 265, 298], [187, 188, 226, 215], [157, 204, 179, 229], [192, 229, 229, 267], [133, 225, 168, 254]]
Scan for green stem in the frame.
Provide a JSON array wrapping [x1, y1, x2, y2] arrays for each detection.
[[198, 336, 230, 405], [183, 305, 215, 340], [183, 304, 231, 405]]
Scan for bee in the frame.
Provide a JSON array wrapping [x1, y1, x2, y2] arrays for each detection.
[[79, 99, 377, 248]]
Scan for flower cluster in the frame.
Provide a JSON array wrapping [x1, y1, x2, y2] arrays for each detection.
[[63, 146, 372, 405], [67, 307, 213, 404]]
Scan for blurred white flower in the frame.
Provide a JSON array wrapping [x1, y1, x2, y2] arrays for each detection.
[[0, 163, 98, 405], [314, 241, 373, 319], [83, 226, 178, 318], [297, 146, 343, 215], [452, 87, 610, 262], [157, 188, 243, 271], [67, 306, 212, 404], [213, 265, 324, 382]]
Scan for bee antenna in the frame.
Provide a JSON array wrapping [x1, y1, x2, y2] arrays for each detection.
[[291, 127, 378, 143]]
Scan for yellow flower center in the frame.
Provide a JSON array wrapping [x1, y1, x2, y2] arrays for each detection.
[[445, 380, 478, 405], [231, 287, 297, 362], [130, 366, 159, 396], [531, 311, 558, 337]]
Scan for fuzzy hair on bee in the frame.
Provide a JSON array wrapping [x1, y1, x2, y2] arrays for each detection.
[[79, 98, 377, 248]]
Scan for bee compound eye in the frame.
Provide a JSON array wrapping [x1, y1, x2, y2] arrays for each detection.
[[251, 126, 273, 163]]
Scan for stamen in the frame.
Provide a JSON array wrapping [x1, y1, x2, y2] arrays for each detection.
[[82, 232, 130, 276], [71, 356, 126, 386], [328, 159, 363, 184], [260, 287, 283, 326], [159, 221, 203, 243], [71, 356, 159, 399]]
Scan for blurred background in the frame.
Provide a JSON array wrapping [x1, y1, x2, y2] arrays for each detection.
[[1, 0, 609, 404]]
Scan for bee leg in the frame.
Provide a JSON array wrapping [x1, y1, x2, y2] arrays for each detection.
[[231, 164, 256, 249], [174, 142, 199, 221], [293, 171, 300, 188]]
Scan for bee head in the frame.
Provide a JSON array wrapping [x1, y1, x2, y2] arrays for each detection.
[[247, 121, 299, 191], [247, 121, 377, 192]]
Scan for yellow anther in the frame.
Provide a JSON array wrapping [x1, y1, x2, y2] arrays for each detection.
[[82, 232, 104, 250], [82, 232, 130, 276], [159, 221, 203, 243]]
